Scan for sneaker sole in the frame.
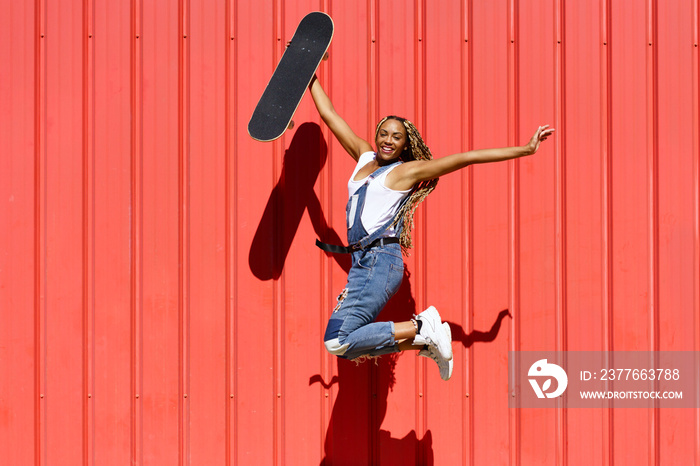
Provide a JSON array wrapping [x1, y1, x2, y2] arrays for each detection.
[[444, 358, 454, 381], [419, 307, 453, 361], [442, 322, 453, 361]]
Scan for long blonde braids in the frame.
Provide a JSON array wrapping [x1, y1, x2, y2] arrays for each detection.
[[375, 116, 439, 254]]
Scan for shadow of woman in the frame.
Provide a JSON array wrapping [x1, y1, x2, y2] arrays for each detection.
[[310, 298, 511, 464], [445, 309, 511, 349], [310, 269, 435, 466], [249, 122, 350, 279]]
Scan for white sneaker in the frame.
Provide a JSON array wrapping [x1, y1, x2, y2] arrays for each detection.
[[414, 306, 453, 361], [419, 323, 453, 381]]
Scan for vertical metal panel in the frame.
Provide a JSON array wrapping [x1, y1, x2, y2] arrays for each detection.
[[189, 0, 227, 464], [225, 1, 236, 463], [564, 1, 608, 464], [374, 3, 420, 465], [647, 0, 661, 461], [459, 2, 474, 465], [178, 0, 191, 463], [94, 0, 132, 464], [1, 0, 699, 465], [424, 1, 468, 464], [83, 1, 96, 464], [610, 1, 654, 464], [507, 0, 522, 462], [693, 2, 700, 465], [656, 0, 697, 463], [469, 0, 512, 463], [553, 0, 567, 462], [518, 0, 558, 462], [0, 2, 38, 465], [319, 2, 374, 464], [36, 1, 48, 463], [234, 1, 276, 464], [140, 0, 181, 463], [601, 0, 615, 462], [130, 0, 144, 462], [44, 1, 87, 463]]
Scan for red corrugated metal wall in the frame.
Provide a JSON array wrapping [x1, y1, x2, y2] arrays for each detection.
[[2, 0, 699, 464]]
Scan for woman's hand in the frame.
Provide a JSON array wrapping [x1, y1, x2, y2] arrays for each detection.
[[525, 125, 555, 155]]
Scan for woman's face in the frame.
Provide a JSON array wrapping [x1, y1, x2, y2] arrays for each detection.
[[375, 119, 408, 164]]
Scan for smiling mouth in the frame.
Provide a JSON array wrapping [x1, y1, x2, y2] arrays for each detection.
[[380, 146, 394, 154]]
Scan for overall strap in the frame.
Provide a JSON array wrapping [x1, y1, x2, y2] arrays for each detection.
[[315, 195, 410, 254], [361, 160, 400, 187], [345, 160, 400, 234], [352, 189, 411, 250], [316, 159, 408, 254]]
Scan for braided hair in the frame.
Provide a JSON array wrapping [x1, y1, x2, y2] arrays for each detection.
[[374, 116, 439, 254]]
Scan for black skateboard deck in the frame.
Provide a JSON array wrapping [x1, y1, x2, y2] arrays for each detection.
[[248, 12, 334, 142]]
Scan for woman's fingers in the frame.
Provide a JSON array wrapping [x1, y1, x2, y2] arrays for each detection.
[[527, 126, 554, 153], [538, 126, 555, 140]]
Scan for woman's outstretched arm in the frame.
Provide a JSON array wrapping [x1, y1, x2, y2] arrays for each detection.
[[308, 76, 372, 161], [386, 126, 555, 191]]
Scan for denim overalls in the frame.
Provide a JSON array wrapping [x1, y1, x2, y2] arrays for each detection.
[[323, 161, 408, 360]]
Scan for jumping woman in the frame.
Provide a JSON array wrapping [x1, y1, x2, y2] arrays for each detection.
[[309, 75, 554, 381]]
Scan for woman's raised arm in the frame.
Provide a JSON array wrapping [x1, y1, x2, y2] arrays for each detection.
[[309, 76, 372, 161], [386, 126, 555, 191]]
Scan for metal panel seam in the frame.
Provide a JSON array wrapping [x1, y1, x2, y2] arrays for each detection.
[[646, 0, 661, 462], [34, 0, 48, 463], [225, 0, 238, 463], [272, 2, 285, 464], [414, 0, 427, 457], [507, 0, 521, 463], [461, 0, 474, 464], [368, 2, 379, 463], [369, 0, 378, 136], [600, 0, 614, 462], [83, 0, 96, 463], [554, 0, 568, 465], [694, 0, 700, 463], [178, 0, 192, 463], [130, 0, 144, 462], [319, 1, 333, 462]]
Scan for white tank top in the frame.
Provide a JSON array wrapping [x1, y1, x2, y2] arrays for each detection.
[[348, 152, 411, 236]]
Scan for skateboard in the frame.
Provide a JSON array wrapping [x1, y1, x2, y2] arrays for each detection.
[[248, 12, 334, 142]]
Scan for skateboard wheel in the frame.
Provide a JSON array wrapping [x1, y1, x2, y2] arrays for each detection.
[[287, 120, 295, 130], [322, 52, 329, 61]]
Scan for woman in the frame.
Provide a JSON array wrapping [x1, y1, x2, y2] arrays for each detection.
[[309, 75, 554, 381]]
